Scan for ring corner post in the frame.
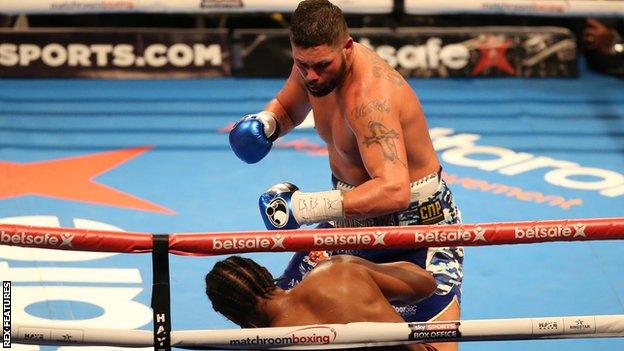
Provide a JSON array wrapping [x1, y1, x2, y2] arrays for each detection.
[[151, 234, 172, 351]]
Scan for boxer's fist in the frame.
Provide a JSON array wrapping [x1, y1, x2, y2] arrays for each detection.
[[229, 111, 278, 164], [259, 182, 300, 230]]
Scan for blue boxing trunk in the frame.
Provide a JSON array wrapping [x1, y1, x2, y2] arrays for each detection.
[[277, 169, 464, 322]]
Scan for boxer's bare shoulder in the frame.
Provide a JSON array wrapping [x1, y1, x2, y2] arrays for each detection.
[[355, 43, 406, 88]]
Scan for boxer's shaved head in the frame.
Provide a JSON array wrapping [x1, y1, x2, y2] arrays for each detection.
[[205, 256, 276, 327], [290, 0, 348, 48]]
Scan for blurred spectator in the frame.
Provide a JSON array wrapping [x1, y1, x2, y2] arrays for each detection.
[[583, 18, 623, 77]]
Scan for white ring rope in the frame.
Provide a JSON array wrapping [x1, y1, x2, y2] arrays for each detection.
[[11, 314, 624, 349]]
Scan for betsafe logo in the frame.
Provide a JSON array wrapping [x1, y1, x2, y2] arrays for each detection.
[[514, 223, 586, 239], [414, 226, 487, 244], [313, 231, 387, 246], [0, 230, 74, 248], [211, 234, 285, 251]]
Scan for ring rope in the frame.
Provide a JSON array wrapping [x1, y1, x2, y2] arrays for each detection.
[[4, 218, 624, 349], [1, 217, 623, 255], [11, 314, 624, 349]]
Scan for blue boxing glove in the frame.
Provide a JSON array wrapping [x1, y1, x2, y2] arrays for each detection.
[[259, 183, 345, 230], [229, 111, 279, 164], [259, 182, 301, 230]]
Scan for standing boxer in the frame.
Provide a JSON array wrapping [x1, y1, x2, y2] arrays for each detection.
[[228, 2, 463, 350]]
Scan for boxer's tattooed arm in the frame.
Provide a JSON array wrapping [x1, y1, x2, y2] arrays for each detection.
[[362, 120, 407, 167], [350, 99, 390, 120]]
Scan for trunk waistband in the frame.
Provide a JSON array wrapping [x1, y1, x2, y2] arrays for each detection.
[[332, 167, 441, 203], [331, 167, 443, 228]]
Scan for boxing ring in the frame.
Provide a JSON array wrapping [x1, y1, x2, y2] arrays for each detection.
[[3, 218, 624, 349], [0, 54, 623, 351]]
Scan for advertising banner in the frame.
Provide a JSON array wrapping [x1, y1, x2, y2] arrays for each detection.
[[0, 29, 230, 78], [0, 0, 392, 14], [234, 27, 577, 78], [405, 0, 624, 17]]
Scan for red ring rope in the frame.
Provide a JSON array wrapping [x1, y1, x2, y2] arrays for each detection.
[[1, 217, 623, 256]]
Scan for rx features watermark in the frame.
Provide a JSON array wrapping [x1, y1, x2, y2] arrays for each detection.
[[2, 281, 10, 348]]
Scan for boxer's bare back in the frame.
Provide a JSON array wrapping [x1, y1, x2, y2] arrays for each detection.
[[263, 256, 438, 351]]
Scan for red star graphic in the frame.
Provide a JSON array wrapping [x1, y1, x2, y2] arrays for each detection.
[[471, 35, 515, 76], [0, 146, 175, 214]]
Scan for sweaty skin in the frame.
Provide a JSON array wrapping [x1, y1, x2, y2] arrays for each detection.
[[264, 40, 440, 219], [260, 255, 438, 351], [263, 38, 459, 351]]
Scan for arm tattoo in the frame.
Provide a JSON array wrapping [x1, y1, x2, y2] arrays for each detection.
[[362, 121, 407, 167], [369, 53, 404, 86], [350, 99, 390, 120]]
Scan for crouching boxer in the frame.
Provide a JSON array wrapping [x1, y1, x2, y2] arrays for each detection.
[[205, 254, 440, 351]]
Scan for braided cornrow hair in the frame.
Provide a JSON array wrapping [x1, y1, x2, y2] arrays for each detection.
[[205, 256, 277, 327]]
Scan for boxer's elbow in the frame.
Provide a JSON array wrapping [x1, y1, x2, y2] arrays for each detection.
[[416, 274, 437, 304], [393, 263, 437, 306], [419, 271, 437, 298], [382, 182, 411, 212]]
